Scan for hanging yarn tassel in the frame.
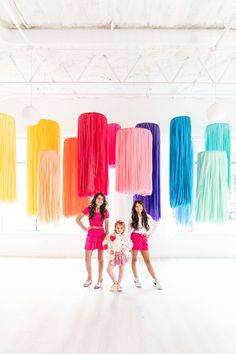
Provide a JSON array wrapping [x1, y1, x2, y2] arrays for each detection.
[[116, 127, 152, 195], [38, 150, 61, 223], [195, 151, 229, 223], [134, 122, 161, 221], [108, 123, 121, 167], [169, 116, 193, 208], [27, 119, 60, 215], [63, 138, 90, 217], [205, 123, 231, 188], [77, 112, 109, 196], [0, 113, 17, 202]]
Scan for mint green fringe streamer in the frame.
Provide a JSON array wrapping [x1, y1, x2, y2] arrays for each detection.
[[195, 151, 229, 223], [205, 123, 231, 188]]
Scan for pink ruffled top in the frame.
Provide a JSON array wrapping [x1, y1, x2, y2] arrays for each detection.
[[82, 207, 109, 237]]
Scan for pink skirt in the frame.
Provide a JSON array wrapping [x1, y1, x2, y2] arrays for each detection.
[[131, 232, 148, 251], [111, 251, 129, 266], [85, 229, 105, 250]]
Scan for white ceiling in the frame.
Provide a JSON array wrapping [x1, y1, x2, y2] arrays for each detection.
[[1, 0, 236, 99], [1, 0, 236, 29]]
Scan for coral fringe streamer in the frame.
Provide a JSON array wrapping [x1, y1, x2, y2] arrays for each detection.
[[116, 127, 152, 195], [38, 150, 61, 223]]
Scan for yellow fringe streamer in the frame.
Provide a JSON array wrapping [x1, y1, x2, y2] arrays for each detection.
[[0, 113, 17, 202], [27, 119, 60, 215]]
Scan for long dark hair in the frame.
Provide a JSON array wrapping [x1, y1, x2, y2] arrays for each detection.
[[131, 200, 150, 231], [89, 192, 107, 220]]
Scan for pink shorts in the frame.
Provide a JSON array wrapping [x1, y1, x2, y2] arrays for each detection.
[[131, 232, 148, 251]]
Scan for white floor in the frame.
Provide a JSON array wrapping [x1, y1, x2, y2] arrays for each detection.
[[0, 257, 235, 354]]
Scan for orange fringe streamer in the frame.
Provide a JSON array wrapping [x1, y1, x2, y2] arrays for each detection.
[[63, 138, 90, 217]]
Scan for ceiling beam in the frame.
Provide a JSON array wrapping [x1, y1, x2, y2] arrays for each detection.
[[1, 29, 236, 50]]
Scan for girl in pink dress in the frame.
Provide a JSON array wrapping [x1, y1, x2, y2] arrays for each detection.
[[76, 193, 109, 289], [128, 200, 162, 290], [103, 221, 132, 292]]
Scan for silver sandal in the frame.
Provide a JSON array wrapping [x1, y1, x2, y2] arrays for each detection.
[[83, 279, 92, 287], [94, 279, 103, 289]]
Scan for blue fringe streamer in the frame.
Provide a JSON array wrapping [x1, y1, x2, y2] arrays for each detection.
[[169, 116, 193, 209]]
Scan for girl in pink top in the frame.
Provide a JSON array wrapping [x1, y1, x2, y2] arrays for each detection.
[[76, 193, 109, 289]]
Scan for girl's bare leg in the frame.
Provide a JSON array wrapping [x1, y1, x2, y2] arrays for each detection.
[[85, 250, 93, 280], [131, 250, 139, 278], [118, 265, 125, 284], [97, 249, 104, 282], [140, 250, 157, 279], [107, 262, 117, 284]]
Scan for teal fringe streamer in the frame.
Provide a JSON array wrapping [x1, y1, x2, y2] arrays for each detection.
[[169, 116, 194, 211], [205, 123, 231, 188], [195, 151, 229, 223]]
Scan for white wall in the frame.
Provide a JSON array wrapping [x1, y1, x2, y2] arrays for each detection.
[[0, 96, 235, 257]]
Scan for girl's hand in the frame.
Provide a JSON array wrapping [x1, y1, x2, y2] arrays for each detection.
[[86, 226, 92, 231], [110, 250, 114, 255]]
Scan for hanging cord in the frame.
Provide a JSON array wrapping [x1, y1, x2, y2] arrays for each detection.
[[214, 50, 217, 104], [30, 50, 32, 106]]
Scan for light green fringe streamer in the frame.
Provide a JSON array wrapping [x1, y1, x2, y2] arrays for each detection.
[[205, 123, 231, 188], [196, 151, 229, 223]]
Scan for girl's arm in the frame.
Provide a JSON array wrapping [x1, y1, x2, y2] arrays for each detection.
[[104, 218, 109, 236], [122, 236, 133, 252], [147, 215, 157, 236], [76, 213, 89, 231], [127, 218, 133, 237]]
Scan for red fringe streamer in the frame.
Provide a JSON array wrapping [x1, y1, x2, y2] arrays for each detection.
[[77, 112, 109, 196]]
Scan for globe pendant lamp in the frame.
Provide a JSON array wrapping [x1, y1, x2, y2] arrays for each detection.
[[207, 50, 226, 122]]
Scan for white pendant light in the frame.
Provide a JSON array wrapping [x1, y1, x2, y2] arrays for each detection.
[[207, 102, 226, 122], [22, 49, 40, 126], [207, 50, 226, 122]]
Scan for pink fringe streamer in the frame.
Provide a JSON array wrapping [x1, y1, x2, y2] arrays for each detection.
[[77, 112, 109, 196], [108, 123, 121, 167], [38, 150, 61, 223], [116, 127, 153, 195]]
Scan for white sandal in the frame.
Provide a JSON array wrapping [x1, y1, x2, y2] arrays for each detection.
[[94, 279, 103, 289], [83, 279, 92, 287]]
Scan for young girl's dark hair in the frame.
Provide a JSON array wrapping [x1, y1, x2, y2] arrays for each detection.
[[131, 200, 150, 231], [89, 192, 107, 220]]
